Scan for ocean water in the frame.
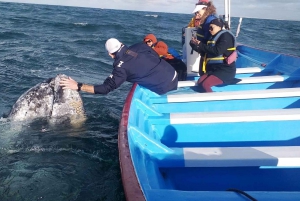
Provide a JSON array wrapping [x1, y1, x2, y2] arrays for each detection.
[[0, 2, 300, 201]]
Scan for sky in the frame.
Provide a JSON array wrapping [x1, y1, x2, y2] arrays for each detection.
[[0, 0, 300, 21]]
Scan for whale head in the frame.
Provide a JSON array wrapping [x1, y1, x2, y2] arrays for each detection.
[[8, 74, 86, 124]]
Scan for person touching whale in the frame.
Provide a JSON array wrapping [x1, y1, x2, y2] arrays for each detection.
[[59, 38, 178, 95]]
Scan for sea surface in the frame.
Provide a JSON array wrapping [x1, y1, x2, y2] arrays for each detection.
[[0, 2, 300, 201]]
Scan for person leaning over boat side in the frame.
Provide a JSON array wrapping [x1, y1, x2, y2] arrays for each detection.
[[154, 41, 187, 81], [59, 38, 178, 95], [192, 0, 218, 76], [189, 18, 236, 92]]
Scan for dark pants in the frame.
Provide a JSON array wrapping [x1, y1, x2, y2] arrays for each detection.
[[197, 74, 223, 92], [166, 58, 187, 81]]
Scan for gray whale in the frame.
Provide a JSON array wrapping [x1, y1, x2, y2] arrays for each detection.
[[8, 74, 85, 123]]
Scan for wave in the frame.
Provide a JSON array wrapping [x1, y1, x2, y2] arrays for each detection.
[[74, 22, 88, 26], [2, 146, 105, 161], [145, 14, 158, 18], [0, 31, 29, 39]]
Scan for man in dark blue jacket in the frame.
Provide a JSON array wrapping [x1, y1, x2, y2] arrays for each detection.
[[60, 38, 178, 95]]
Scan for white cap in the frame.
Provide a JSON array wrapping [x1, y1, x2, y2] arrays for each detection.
[[192, 5, 207, 14], [105, 38, 122, 54]]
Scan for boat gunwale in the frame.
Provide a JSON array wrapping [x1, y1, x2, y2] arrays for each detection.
[[237, 43, 300, 59], [118, 83, 145, 201]]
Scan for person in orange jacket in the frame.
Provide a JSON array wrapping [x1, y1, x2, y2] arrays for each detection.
[[154, 41, 187, 81], [143, 34, 157, 48]]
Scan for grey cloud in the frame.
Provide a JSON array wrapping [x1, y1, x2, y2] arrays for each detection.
[[1, 0, 299, 20]]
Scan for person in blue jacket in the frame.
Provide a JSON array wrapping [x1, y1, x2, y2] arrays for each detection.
[[60, 38, 178, 95]]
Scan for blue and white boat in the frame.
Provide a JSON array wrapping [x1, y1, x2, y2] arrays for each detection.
[[118, 2, 300, 201]]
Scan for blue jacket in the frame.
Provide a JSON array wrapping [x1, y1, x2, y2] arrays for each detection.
[[168, 47, 182, 60], [196, 15, 217, 44], [94, 43, 177, 95], [205, 30, 236, 65]]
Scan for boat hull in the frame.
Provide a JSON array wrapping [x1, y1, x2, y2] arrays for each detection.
[[119, 44, 300, 201]]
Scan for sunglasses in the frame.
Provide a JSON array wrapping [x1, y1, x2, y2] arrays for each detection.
[[145, 40, 152, 43], [209, 26, 214, 31]]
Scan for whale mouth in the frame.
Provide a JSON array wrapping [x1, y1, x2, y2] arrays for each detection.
[[7, 74, 86, 124]]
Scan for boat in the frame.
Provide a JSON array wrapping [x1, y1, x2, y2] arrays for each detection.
[[118, 1, 300, 201]]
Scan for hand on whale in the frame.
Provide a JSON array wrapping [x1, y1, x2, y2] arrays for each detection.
[[8, 74, 86, 123], [60, 76, 79, 91], [59, 76, 95, 94]]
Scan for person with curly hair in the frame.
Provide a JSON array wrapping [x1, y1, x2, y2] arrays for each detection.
[[187, 0, 210, 28], [191, 0, 219, 75]]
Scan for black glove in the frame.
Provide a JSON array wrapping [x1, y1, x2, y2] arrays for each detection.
[[189, 40, 200, 52]]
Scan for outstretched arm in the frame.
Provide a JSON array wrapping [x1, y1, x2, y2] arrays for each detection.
[[60, 67, 127, 95], [60, 77, 95, 93]]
